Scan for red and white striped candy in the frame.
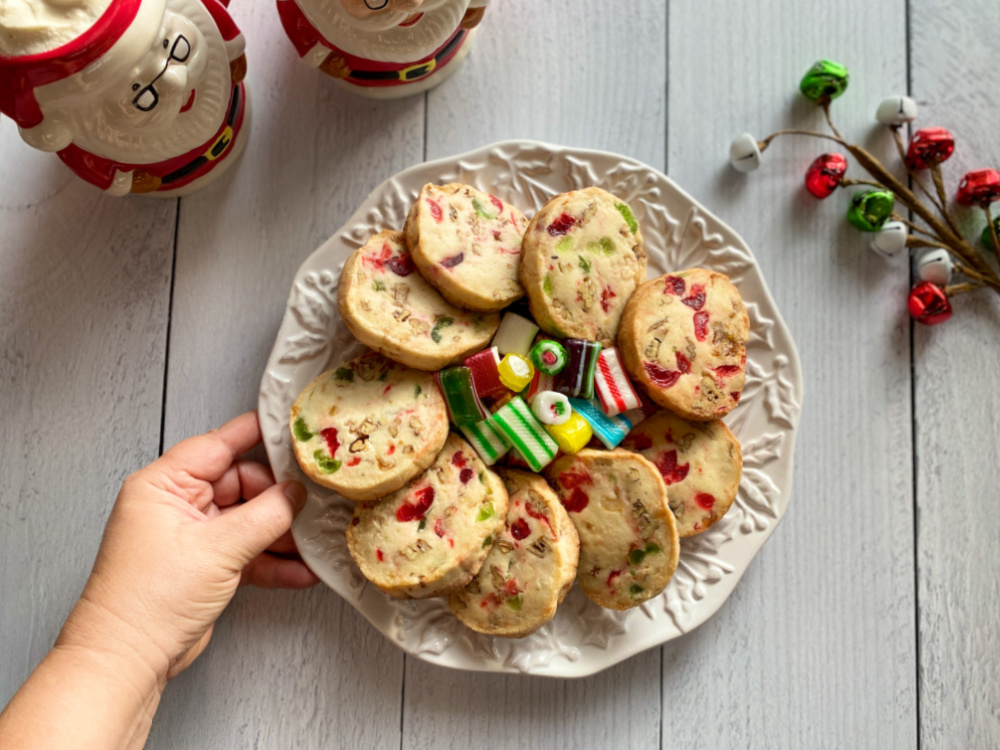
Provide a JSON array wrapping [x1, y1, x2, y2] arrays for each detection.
[[594, 347, 640, 417], [524, 369, 555, 403]]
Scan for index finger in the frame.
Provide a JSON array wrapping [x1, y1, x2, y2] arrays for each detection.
[[157, 411, 263, 482]]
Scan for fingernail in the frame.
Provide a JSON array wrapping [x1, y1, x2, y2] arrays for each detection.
[[284, 481, 307, 513]]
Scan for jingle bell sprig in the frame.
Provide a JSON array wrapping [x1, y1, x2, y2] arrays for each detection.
[[728, 58, 1000, 325]]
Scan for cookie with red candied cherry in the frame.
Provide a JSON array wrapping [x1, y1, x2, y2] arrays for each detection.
[[449, 468, 579, 637], [346, 434, 508, 599], [545, 449, 679, 610], [338, 230, 500, 371], [617, 268, 749, 421], [519, 187, 646, 346], [404, 184, 529, 312], [621, 410, 741, 537], [290, 352, 448, 502]]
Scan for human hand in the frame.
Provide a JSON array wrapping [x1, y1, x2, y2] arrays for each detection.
[[57, 412, 319, 685]]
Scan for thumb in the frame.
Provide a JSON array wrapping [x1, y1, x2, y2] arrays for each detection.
[[213, 481, 307, 567]]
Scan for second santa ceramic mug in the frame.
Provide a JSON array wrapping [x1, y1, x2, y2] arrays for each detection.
[[276, 0, 488, 98]]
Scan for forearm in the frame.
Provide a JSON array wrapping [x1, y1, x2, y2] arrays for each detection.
[[0, 598, 166, 750], [0, 644, 163, 750]]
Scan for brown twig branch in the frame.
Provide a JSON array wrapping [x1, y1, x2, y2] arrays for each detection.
[[757, 127, 1000, 291], [758, 130, 848, 151], [821, 103, 845, 142], [944, 281, 983, 297], [841, 177, 889, 191], [906, 236, 951, 251], [929, 164, 962, 237], [891, 213, 939, 240]]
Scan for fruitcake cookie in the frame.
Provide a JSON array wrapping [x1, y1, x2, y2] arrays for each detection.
[[289, 352, 448, 502], [618, 268, 749, 421], [405, 183, 529, 312], [338, 230, 500, 371], [622, 411, 742, 536], [545, 449, 679, 610], [346, 434, 508, 599], [449, 468, 580, 637], [519, 187, 646, 345]]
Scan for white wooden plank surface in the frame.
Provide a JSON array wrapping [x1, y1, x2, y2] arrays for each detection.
[[402, 4, 666, 750], [909, 2, 1000, 747], [0, 135, 175, 704], [144, 1, 423, 746], [666, 2, 918, 747], [4, 0, 999, 746]]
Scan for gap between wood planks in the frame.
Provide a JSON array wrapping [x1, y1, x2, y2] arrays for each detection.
[[158, 198, 182, 458], [904, 0, 923, 747]]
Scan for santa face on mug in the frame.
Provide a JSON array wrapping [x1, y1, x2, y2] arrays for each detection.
[[336, 0, 485, 34], [276, 0, 487, 97], [0, 0, 248, 196], [340, 0, 427, 21], [64, 0, 236, 159], [118, 7, 210, 131]]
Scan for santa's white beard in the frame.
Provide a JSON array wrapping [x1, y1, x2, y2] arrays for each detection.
[[61, 0, 231, 164], [302, 0, 466, 63]]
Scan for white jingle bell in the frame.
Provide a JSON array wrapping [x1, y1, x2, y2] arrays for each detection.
[[870, 220, 908, 258], [876, 96, 918, 126], [916, 249, 954, 286], [729, 133, 762, 173]]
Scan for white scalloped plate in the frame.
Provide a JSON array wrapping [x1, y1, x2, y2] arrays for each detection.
[[259, 141, 803, 678]]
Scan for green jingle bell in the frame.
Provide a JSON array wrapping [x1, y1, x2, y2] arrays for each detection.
[[981, 215, 1000, 251], [847, 189, 895, 231], [800, 59, 849, 103]]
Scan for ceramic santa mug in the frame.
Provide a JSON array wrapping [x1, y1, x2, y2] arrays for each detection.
[[276, 0, 488, 98], [0, 0, 250, 196]]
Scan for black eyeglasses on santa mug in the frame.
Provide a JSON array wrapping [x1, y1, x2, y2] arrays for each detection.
[[131, 35, 191, 112]]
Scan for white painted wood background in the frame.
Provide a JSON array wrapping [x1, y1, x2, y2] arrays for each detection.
[[1, 0, 997, 747]]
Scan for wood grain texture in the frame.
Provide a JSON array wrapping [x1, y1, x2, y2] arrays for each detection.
[[909, 2, 1000, 746], [402, 3, 666, 749], [144, 1, 422, 746], [424, 1, 666, 165], [3, 1, 998, 746], [0, 135, 174, 705], [666, 2, 918, 747]]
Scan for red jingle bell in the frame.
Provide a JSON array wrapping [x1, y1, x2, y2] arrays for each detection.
[[956, 169, 1000, 207], [905, 127, 955, 170], [805, 153, 848, 199], [908, 281, 952, 325]]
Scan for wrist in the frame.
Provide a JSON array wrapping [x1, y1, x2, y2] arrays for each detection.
[[57, 587, 171, 693], [0, 640, 164, 750]]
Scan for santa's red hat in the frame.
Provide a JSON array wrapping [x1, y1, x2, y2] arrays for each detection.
[[0, 0, 166, 149]]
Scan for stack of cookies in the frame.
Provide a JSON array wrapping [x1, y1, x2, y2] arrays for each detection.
[[290, 183, 748, 637]]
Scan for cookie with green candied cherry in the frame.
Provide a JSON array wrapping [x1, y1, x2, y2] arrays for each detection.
[[346, 434, 508, 599], [519, 187, 646, 346], [338, 230, 500, 371], [545, 449, 678, 611], [289, 352, 448, 502], [449, 468, 579, 637], [405, 183, 529, 312]]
